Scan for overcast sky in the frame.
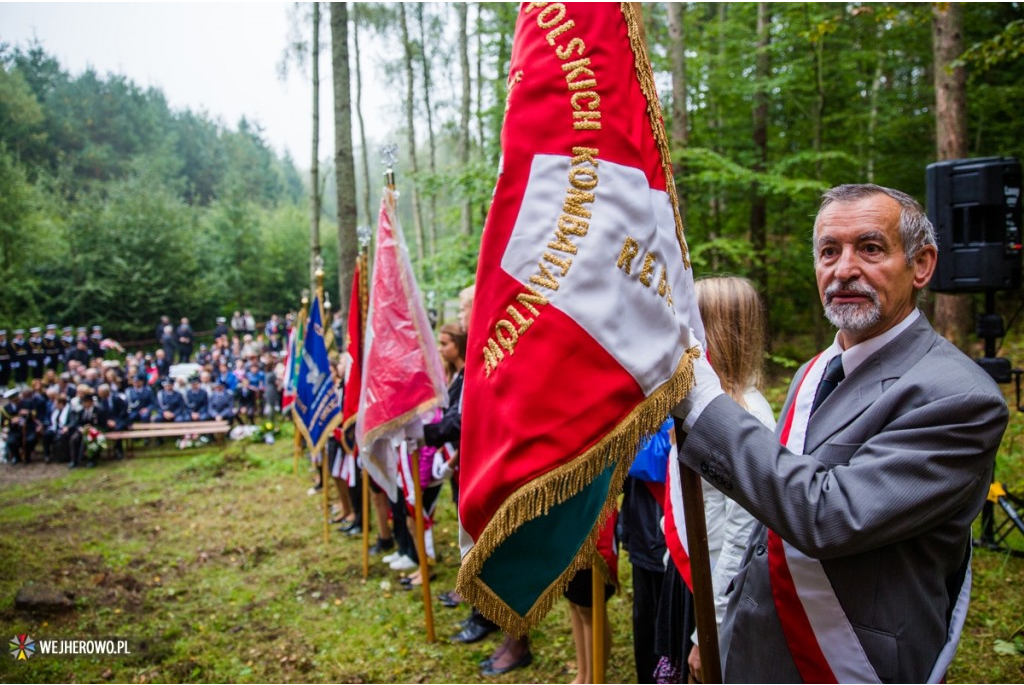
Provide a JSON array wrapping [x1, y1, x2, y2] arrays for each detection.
[[2, 2, 400, 168]]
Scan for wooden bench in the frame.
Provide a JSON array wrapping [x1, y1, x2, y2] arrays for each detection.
[[107, 420, 232, 457]]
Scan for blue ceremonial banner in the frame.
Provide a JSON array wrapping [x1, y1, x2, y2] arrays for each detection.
[[294, 293, 342, 454]]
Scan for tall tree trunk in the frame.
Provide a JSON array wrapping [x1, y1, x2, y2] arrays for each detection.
[[932, 2, 972, 349], [475, 3, 485, 151], [352, 2, 372, 229], [866, 20, 884, 183], [310, 3, 322, 292], [668, 2, 688, 227], [399, 4, 426, 276], [416, 4, 438, 263], [709, 2, 727, 264], [750, 3, 770, 301], [458, 2, 472, 236], [331, 2, 358, 321]]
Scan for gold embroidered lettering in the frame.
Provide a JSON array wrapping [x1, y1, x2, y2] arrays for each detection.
[[495, 320, 519, 353], [506, 305, 534, 334], [572, 110, 602, 130], [569, 166, 598, 191], [543, 251, 572, 276], [523, 2, 548, 13], [658, 268, 673, 305], [562, 58, 594, 83], [529, 262, 561, 291], [571, 147, 599, 167], [556, 37, 585, 60], [547, 20, 576, 47], [535, 3, 565, 28], [570, 91, 600, 111], [617, 238, 640, 274], [639, 253, 657, 287], [483, 337, 504, 377], [563, 188, 595, 219], [515, 286, 549, 316]]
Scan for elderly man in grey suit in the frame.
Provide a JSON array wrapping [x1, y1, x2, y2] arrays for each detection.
[[674, 184, 1008, 683]]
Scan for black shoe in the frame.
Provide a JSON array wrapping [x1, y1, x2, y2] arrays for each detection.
[[344, 524, 364, 537], [338, 518, 362, 534], [368, 537, 395, 555], [438, 590, 462, 608], [481, 651, 532, 676], [450, 619, 497, 644]]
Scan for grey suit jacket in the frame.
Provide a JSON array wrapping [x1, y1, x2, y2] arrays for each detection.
[[680, 315, 1008, 683]]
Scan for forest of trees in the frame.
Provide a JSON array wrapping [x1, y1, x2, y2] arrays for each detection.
[[2, 3, 1023, 351]]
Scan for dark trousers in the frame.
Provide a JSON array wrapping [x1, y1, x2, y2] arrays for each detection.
[[6, 433, 37, 463], [632, 564, 666, 683]]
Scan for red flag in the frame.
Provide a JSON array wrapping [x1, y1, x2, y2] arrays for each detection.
[[355, 188, 448, 497], [456, 3, 702, 635], [341, 257, 364, 441]]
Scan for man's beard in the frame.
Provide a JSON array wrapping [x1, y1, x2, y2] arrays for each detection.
[[823, 280, 881, 332]]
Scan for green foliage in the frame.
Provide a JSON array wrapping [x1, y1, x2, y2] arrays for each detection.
[[0, 42, 314, 336]]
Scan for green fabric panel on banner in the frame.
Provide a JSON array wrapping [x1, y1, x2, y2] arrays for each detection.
[[478, 463, 614, 617]]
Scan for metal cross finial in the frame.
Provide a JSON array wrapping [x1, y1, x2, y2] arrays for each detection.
[[379, 144, 398, 170], [379, 143, 398, 188], [357, 225, 372, 251]]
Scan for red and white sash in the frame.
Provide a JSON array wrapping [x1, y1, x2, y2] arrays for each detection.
[[769, 349, 968, 683], [662, 441, 693, 590]]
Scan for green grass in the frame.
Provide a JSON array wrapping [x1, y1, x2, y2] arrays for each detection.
[[0, 433, 635, 683], [2, 384, 1024, 683]]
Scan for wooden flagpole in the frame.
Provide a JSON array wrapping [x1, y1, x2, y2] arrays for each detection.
[[321, 447, 331, 544], [591, 552, 606, 684], [409, 441, 436, 642], [627, 2, 723, 679], [677, 421, 722, 683], [361, 467, 370, 580]]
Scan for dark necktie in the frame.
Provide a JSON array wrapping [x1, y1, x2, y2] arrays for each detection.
[[810, 354, 845, 415]]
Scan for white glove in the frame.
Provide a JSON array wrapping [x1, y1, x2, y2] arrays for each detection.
[[670, 329, 724, 431]]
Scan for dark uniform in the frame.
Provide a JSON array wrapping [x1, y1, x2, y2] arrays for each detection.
[[6, 389, 43, 463], [126, 376, 155, 425], [59, 326, 75, 369], [176, 320, 194, 363], [184, 380, 211, 421], [213, 317, 230, 341], [208, 384, 235, 423], [154, 380, 185, 423], [0, 331, 11, 388], [10, 330, 29, 386], [26, 327, 44, 380], [66, 338, 91, 367], [89, 326, 105, 360], [42, 324, 62, 372]]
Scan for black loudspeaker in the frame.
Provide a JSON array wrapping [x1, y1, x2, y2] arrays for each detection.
[[927, 156, 1022, 293]]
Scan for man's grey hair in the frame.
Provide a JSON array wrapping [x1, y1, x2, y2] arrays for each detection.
[[814, 183, 937, 265]]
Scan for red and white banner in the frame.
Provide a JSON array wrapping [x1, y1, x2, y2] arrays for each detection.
[[355, 188, 448, 499], [280, 325, 297, 412], [456, 2, 702, 634], [341, 258, 365, 445]]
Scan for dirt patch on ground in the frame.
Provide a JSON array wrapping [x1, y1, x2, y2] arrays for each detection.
[[0, 461, 73, 489]]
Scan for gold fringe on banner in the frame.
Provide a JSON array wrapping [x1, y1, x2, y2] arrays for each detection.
[[622, 1, 690, 268], [457, 348, 699, 636]]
